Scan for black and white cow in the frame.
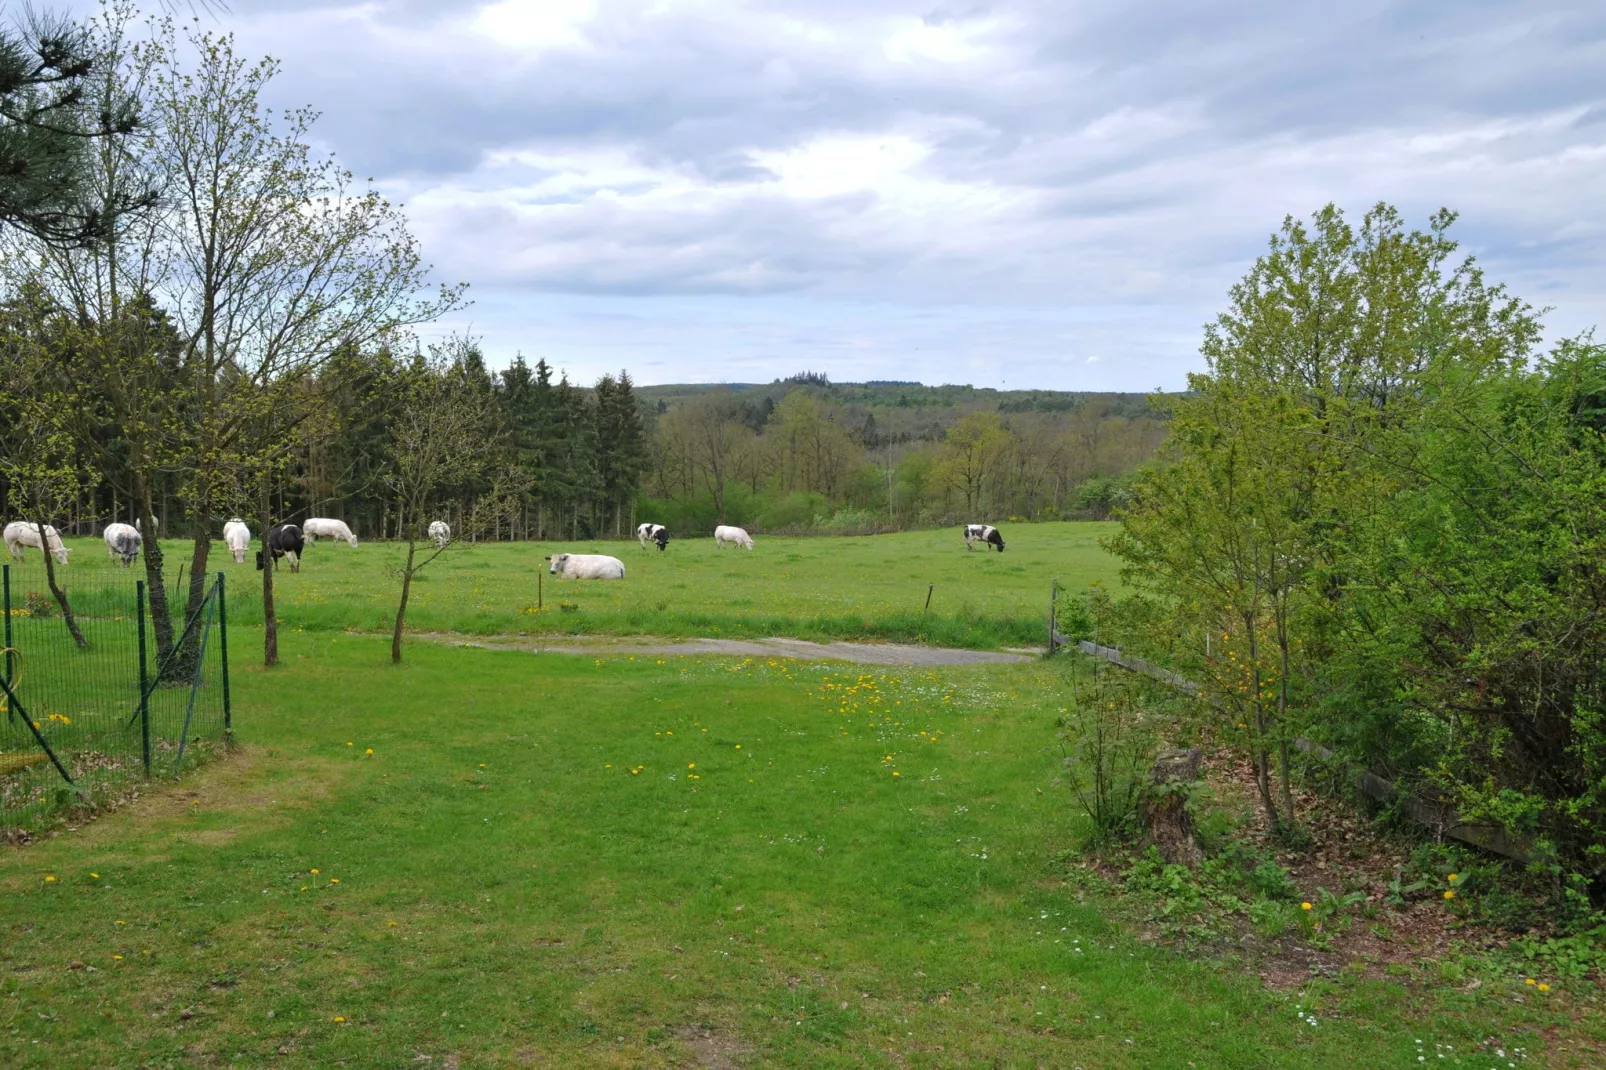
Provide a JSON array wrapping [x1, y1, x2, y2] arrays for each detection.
[[636, 522, 669, 551], [257, 523, 306, 573], [963, 524, 1005, 552]]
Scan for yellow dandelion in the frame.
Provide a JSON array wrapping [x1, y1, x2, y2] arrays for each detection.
[[113, 954, 123, 960], [1525, 978, 1536, 985], [310, 868, 320, 874], [1447, 873, 1459, 883], [44, 875, 56, 883], [605, 764, 612, 769], [687, 763, 695, 769], [892, 772, 901, 777], [735, 744, 741, 750], [364, 748, 373, 756], [90, 873, 99, 879], [666, 731, 673, 736], [333, 1016, 346, 1023], [1538, 983, 1551, 992], [1300, 902, 1312, 911], [1443, 890, 1455, 900], [346, 742, 353, 747], [115, 920, 124, 926], [330, 878, 340, 884], [300, 886, 308, 892]]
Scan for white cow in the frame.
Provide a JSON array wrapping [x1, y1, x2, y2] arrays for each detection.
[[428, 520, 451, 549], [636, 522, 668, 551], [223, 518, 251, 564], [3, 521, 71, 564], [103, 522, 142, 566], [545, 552, 625, 580], [713, 524, 754, 550], [134, 516, 157, 533], [303, 518, 358, 546]]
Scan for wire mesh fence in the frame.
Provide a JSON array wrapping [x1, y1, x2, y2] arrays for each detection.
[[1, 561, 231, 838]]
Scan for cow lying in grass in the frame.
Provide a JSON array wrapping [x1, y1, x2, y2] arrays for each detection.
[[546, 552, 625, 579]]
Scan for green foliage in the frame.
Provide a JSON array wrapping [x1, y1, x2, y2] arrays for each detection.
[[1109, 201, 1606, 877], [1058, 667, 1155, 846]]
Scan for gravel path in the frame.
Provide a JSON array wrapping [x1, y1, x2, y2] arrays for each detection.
[[418, 633, 1035, 666]]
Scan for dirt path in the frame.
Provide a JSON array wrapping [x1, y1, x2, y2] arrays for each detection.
[[417, 633, 1036, 667]]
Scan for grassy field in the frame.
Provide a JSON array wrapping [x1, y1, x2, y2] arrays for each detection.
[[0, 635, 1593, 1067], [38, 522, 1122, 649], [3, 527, 1598, 1066]]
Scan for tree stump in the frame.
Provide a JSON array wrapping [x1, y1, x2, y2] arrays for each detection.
[[1142, 747, 1203, 868]]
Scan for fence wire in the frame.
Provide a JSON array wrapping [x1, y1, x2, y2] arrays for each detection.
[[1, 560, 231, 838]]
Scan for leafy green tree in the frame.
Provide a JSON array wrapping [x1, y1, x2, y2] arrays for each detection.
[[0, 8, 150, 246]]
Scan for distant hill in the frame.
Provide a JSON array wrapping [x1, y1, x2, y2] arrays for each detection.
[[633, 378, 1173, 445]]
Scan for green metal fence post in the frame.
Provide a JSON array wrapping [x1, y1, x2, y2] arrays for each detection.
[[3, 564, 12, 721], [217, 572, 231, 733], [136, 579, 151, 776]]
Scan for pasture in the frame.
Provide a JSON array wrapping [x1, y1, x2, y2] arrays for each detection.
[[2, 522, 1597, 1067], [1, 637, 1584, 1067], [43, 522, 1123, 649]]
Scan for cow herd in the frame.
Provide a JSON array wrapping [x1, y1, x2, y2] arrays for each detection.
[[538, 521, 1006, 584], [3, 516, 1008, 586]]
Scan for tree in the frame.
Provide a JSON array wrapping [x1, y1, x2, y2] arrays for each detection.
[[141, 22, 463, 651], [0, 8, 151, 246], [0, 283, 90, 647], [1111, 203, 1543, 836], [385, 342, 497, 663], [935, 411, 1009, 516]]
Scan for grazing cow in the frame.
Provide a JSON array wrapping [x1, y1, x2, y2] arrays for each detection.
[[3, 521, 72, 564], [428, 520, 451, 549], [223, 518, 251, 564], [713, 524, 754, 551], [545, 552, 626, 580], [964, 524, 1005, 552], [258, 523, 305, 573], [636, 522, 669, 551], [303, 518, 358, 546], [103, 522, 142, 567]]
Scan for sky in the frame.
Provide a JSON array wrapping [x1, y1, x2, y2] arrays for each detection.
[[89, 1, 1606, 389]]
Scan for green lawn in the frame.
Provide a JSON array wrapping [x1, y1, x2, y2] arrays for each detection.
[[0, 635, 1587, 1067], [39, 522, 1122, 649]]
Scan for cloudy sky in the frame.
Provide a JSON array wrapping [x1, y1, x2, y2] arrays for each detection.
[[100, 1, 1606, 389]]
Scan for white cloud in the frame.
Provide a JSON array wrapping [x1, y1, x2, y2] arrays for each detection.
[[469, 0, 597, 51], [112, 0, 1606, 389]]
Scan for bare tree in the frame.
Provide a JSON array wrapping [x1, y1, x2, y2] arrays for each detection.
[[385, 342, 497, 663]]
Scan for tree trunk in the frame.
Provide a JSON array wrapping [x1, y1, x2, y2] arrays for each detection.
[[1142, 747, 1203, 867], [391, 538, 417, 664], [136, 477, 176, 676], [35, 521, 87, 649]]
